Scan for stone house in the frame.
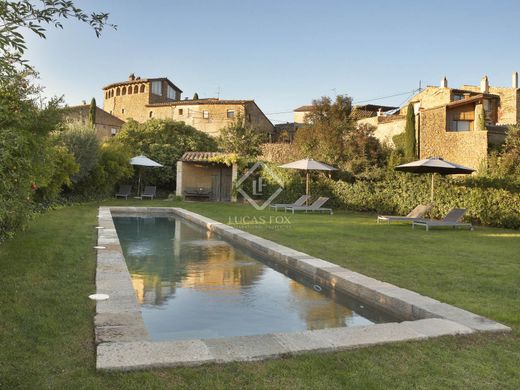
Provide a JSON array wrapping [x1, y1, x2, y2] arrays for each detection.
[[358, 72, 520, 171], [103, 74, 274, 139], [64, 104, 125, 139]]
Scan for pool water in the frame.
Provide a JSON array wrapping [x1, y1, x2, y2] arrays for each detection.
[[113, 215, 395, 341]]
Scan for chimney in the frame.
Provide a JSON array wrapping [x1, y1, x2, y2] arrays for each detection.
[[128, 73, 135, 81], [513, 72, 518, 88], [440, 76, 448, 88], [480, 75, 489, 93], [82, 100, 86, 105]]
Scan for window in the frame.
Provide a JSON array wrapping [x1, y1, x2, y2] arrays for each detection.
[[227, 110, 235, 119], [140, 84, 145, 93], [453, 94, 464, 101], [149, 111, 153, 118], [116, 87, 120, 96], [111, 128, 117, 136], [151, 81, 162, 95], [167, 85, 176, 100], [134, 85, 139, 94], [178, 109, 183, 115], [121, 108, 125, 114], [203, 110, 209, 119], [451, 120, 471, 132], [128, 86, 133, 95], [122, 86, 127, 95]]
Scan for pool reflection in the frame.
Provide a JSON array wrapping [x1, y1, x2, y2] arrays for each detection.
[[114, 215, 391, 341]]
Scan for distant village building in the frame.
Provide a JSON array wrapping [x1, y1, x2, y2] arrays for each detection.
[[358, 72, 520, 171], [102, 74, 274, 139], [64, 103, 125, 138], [272, 103, 397, 143]]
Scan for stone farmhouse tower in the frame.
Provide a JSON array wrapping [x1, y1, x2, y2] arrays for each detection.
[[102, 74, 274, 139]]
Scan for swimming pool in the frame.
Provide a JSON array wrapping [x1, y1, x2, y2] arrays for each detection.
[[113, 214, 396, 341], [95, 207, 507, 370]]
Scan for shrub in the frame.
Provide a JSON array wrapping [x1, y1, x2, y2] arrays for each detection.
[[70, 139, 133, 198], [116, 119, 217, 189], [54, 123, 99, 182]]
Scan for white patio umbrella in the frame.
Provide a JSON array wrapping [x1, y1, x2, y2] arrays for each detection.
[[130, 155, 163, 197], [279, 158, 337, 201], [395, 157, 474, 203]]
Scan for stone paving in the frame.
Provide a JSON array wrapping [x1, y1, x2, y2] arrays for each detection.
[[95, 207, 510, 371]]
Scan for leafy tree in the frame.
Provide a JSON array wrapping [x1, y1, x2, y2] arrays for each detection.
[[88, 97, 96, 127], [343, 123, 388, 173], [192, 92, 199, 100], [54, 122, 99, 182], [404, 103, 416, 159], [294, 95, 356, 165], [217, 115, 266, 158], [0, 0, 115, 79], [116, 119, 217, 189], [70, 139, 133, 198], [0, 71, 76, 237]]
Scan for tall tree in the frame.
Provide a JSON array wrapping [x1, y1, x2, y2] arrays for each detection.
[[0, 0, 115, 79], [217, 115, 266, 158], [294, 95, 356, 165], [88, 98, 96, 127], [192, 92, 199, 100], [404, 103, 416, 159]]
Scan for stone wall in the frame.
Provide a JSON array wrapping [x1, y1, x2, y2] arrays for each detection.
[[357, 116, 406, 146], [104, 83, 151, 122], [420, 106, 488, 171]]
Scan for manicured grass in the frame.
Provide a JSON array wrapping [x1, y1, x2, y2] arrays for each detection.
[[1, 199, 519, 389]]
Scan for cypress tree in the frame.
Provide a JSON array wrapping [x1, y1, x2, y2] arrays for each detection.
[[192, 92, 199, 100], [478, 104, 486, 131], [88, 98, 96, 127], [404, 103, 416, 159]]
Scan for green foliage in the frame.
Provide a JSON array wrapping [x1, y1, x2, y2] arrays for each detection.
[[0, 72, 75, 238], [217, 115, 266, 158], [116, 118, 217, 188], [33, 144, 78, 202], [0, 0, 115, 80], [404, 103, 416, 159], [478, 104, 486, 131], [294, 95, 355, 165], [70, 139, 133, 198], [54, 122, 99, 182], [88, 97, 96, 127], [307, 172, 520, 229], [342, 123, 388, 173], [193, 92, 199, 100]]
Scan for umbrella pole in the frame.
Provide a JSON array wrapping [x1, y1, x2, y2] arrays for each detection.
[[138, 168, 142, 198], [431, 173, 434, 204], [306, 172, 310, 204]]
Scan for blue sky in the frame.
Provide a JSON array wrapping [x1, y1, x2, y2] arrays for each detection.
[[26, 0, 520, 123]]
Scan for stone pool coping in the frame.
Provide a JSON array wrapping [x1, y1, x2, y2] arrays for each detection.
[[95, 206, 510, 371]]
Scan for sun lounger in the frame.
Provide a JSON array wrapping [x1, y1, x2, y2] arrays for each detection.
[[377, 204, 432, 224], [115, 184, 132, 199], [412, 208, 473, 231], [141, 186, 157, 199], [270, 195, 310, 211], [285, 197, 333, 214]]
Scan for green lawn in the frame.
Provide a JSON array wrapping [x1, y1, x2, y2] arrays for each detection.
[[1, 199, 519, 389]]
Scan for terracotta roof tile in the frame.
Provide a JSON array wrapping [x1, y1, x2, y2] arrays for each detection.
[[181, 152, 228, 162]]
